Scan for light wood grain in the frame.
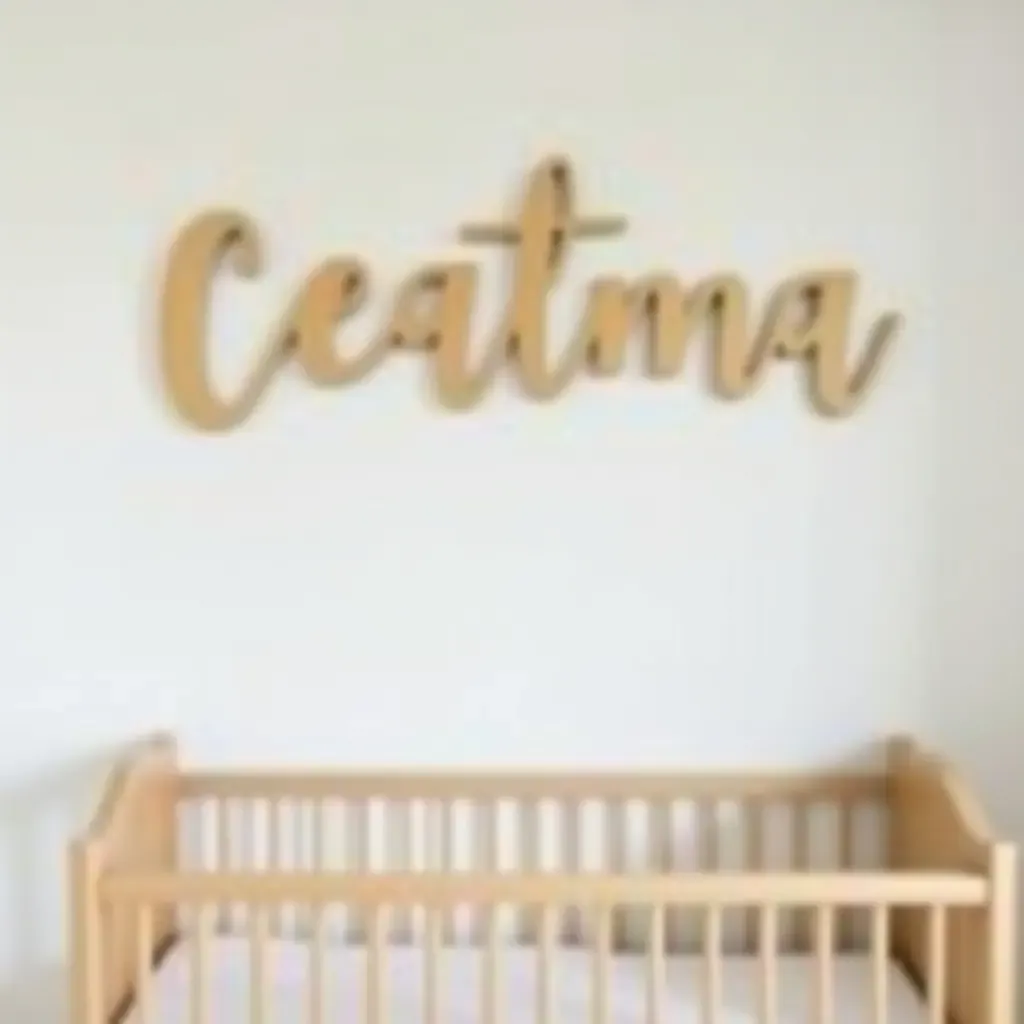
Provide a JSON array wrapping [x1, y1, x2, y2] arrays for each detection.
[[156, 157, 902, 431], [69, 732, 1014, 1024]]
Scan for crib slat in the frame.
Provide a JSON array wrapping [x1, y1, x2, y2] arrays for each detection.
[[241, 800, 256, 870], [928, 906, 947, 1024], [475, 801, 498, 945], [698, 800, 719, 870], [815, 905, 835, 1024], [190, 904, 211, 1024], [441, 801, 457, 944], [391, 802, 414, 943], [483, 906, 503, 1024], [366, 907, 387, 1024], [649, 800, 669, 878], [698, 802, 719, 954], [217, 801, 232, 931], [655, 801, 683, 952], [562, 800, 582, 944], [346, 800, 369, 943], [703, 906, 722, 1024], [871, 904, 889, 1024], [238, 803, 255, 935], [268, 798, 282, 936], [606, 800, 627, 948], [647, 905, 666, 1024], [135, 904, 153, 1024], [424, 907, 442, 1024], [792, 801, 812, 950], [309, 905, 327, 1024], [250, 907, 270, 1024], [313, 800, 328, 871], [745, 801, 764, 951], [537, 906, 555, 1024], [839, 802, 856, 947], [593, 907, 611, 1024], [71, 843, 104, 1024], [293, 801, 309, 935], [519, 801, 541, 943], [298, 799, 310, 870], [759, 905, 778, 1024]]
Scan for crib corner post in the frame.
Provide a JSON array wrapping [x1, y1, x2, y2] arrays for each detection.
[[68, 838, 103, 1024], [884, 734, 915, 773], [987, 841, 1017, 1024]]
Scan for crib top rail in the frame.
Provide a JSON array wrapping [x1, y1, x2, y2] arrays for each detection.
[[75, 732, 1009, 883], [177, 768, 884, 802]]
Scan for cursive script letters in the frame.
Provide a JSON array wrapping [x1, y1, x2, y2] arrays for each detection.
[[156, 156, 903, 432], [159, 211, 290, 432]]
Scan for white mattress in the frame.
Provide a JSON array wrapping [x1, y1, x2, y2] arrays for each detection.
[[126, 939, 928, 1024]]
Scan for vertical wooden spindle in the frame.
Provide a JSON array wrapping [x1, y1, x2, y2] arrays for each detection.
[[441, 801, 457, 944], [745, 801, 764, 952], [268, 799, 282, 936], [483, 905, 502, 1024], [312, 799, 328, 942], [655, 801, 682, 952], [366, 907, 387, 1024], [475, 802, 498, 944], [518, 801, 541, 944], [347, 801, 369, 943], [391, 802, 414, 943], [698, 801, 719, 870], [537, 906, 555, 1024], [647, 905, 666, 1024], [759, 905, 778, 1024], [309, 905, 327, 1024], [703, 906, 722, 1024], [70, 841, 104, 1024], [135, 904, 153, 1024], [592, 907, 611, 1024], [190, 903, 211, 1024], [838, 802, 857, 949], [294, 799, 307, 871], [313, 799, 327, 871], [871, 904, 889, 1024], [292, 801, 308, 937], [424, 906, 442, 1024], [815, 905, 834, 1024], [562, 800, 582, 944], [241, 800, 255, 867], [217, 801, 232, 932], [606, 800, 627, 948], [792, 802, 812, 950], [698, 801, 720, 947], [250, 907, 269, 1024], [928, 906, 947, 1024]]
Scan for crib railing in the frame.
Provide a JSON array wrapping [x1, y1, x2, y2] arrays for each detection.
[[68, 736, 1017, 1024], [99, 869, 986, 1024], [176, 770, 887, 952]]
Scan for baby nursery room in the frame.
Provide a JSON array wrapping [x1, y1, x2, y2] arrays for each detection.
[[1, 1, 1022, 1023]]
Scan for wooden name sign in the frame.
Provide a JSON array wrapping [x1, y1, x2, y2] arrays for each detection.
[[158, 155, 903, 432]]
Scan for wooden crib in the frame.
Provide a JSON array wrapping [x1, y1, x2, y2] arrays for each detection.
[[67, 733, 1016, 1024]]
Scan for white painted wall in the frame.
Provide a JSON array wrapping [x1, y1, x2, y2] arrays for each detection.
[[932, 1, 1024, 892], [0, 0, 1020, 1019]]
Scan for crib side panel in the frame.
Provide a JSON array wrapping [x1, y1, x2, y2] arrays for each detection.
[[176, 768, 886, 952], [71, 734, 180, 1024], [887, 737, 1017, 1024], [99, 867, 987, 1024]]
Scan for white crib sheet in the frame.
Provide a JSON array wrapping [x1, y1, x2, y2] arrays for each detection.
[[126, 939, 929, 1024]]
